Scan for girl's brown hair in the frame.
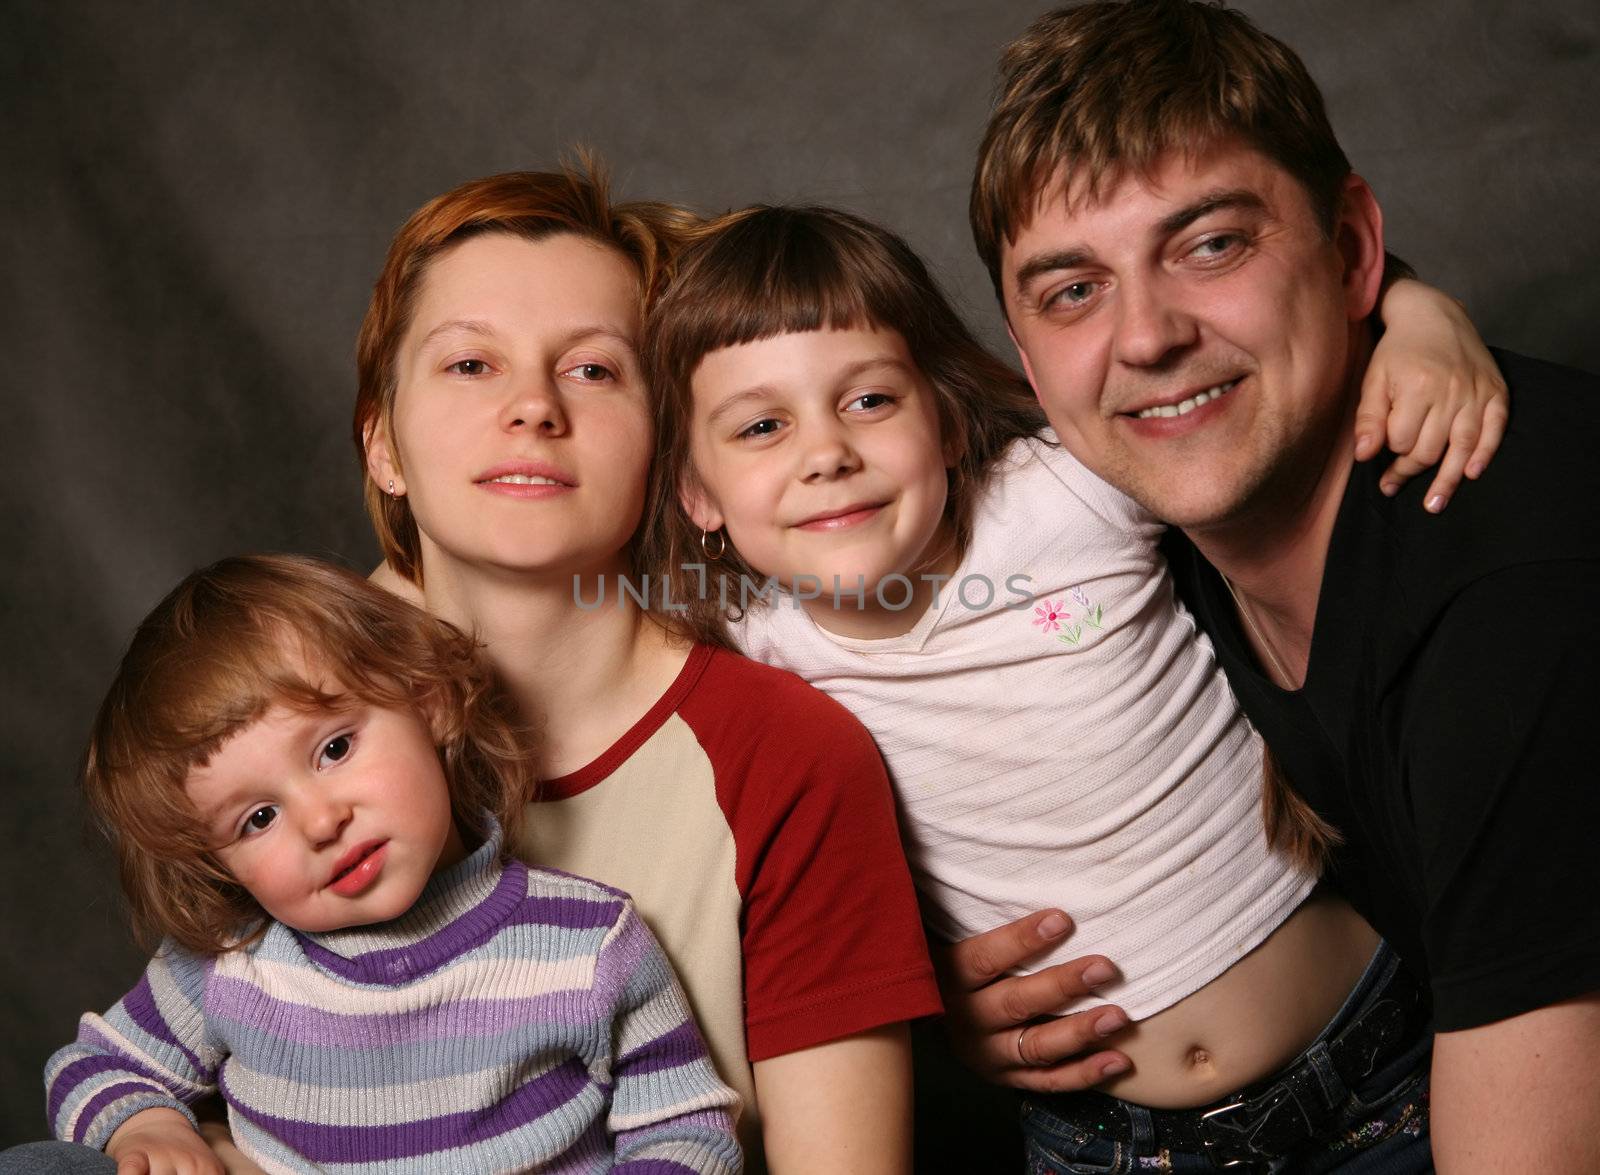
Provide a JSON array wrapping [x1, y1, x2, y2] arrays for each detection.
[[353, 157, 700, 586], [83, 554, 534, 954], [638, 204, 1047, 645]]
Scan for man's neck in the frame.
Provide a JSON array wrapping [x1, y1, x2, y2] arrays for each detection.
[[1186, 413, 1364, 688]]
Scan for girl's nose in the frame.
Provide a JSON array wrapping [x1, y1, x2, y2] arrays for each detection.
[[799, 423, 863, 482]]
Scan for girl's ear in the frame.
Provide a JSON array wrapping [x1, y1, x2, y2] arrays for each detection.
[[678, 476, 724, 534], [364, 417, 405, 497]]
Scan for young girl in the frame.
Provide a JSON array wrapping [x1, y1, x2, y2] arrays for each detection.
[[41, 555, 741, 1174], [638, 205, 1504, 1166]]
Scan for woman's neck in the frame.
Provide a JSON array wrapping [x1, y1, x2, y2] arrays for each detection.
[[422, 559, 691, 779]]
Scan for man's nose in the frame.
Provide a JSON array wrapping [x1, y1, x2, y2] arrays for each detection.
[[1112, 277, 1198, 368]]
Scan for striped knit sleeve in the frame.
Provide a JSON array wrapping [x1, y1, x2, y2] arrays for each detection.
[[44, 943, 219, 1150], [595, 901, 744, 1174]]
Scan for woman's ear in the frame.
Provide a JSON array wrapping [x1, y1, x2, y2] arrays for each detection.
[[364, 417, 406, 497]]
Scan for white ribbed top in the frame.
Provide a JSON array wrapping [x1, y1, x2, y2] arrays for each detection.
[[735, 435, 1315, 1021]]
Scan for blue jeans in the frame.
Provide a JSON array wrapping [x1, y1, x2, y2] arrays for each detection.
[[0, 1142, 116, 1174], [1021, 945, 1432, 1173]]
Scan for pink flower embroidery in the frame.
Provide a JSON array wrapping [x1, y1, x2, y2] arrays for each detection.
[[1033, 599, 1071, 632]]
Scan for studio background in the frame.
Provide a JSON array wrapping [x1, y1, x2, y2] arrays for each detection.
[[4, 0, 1596, 1147]]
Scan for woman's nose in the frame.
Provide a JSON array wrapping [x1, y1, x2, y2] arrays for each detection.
[[499, 374, 568, 435]]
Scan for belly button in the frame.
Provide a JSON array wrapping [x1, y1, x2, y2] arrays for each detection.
[[1187, 1046, 1214, 1070]]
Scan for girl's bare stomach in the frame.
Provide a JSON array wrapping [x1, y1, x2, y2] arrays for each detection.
[[1093, 887, 1381, 1108]]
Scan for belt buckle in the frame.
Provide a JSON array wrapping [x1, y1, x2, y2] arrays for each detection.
[[1198, 1099, 1254, 1167], [1199, 1083, 1310, 1168]]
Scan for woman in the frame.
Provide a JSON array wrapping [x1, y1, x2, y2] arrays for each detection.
[[356, 164, 941, 1173]]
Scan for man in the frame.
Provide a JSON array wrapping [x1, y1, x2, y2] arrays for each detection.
[[945, 0, 1600, 1169]]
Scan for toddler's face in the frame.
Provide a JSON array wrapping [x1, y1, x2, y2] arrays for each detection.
[[185, 697, 463, 934], [684, 326, 953, 636]]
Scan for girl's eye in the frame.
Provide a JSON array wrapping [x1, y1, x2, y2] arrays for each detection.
[[561, 362, 615, 383], [845, 392, 895, 413], [445, 358, 492, 377], [737, 418, 784, 440], [242, 805, 278, 836], [318, 734, 353, 768]]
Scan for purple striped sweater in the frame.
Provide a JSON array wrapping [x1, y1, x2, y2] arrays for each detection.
[[45, 828, 742, 1173]]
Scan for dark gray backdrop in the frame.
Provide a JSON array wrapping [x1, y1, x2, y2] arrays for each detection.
[[4, 0, 1597, 1145]]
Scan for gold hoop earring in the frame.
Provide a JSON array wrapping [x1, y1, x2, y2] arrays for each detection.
[[700, 528, 726, 561]]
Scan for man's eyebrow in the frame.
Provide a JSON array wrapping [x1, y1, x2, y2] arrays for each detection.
[[1157, 189, 1267, 236]]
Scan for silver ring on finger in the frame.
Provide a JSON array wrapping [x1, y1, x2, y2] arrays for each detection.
[[1014, 1024, 1036, 1067]]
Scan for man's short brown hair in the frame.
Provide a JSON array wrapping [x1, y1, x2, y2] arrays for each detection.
[[970, 0, 1351, 298], [84, 554, 534, 954]]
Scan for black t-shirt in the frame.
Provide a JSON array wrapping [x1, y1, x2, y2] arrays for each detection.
[[1165, 349, 1600, 1032]]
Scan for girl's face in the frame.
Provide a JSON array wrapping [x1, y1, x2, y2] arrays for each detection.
[[186, 693, 464, 934], [684, 326, 953, 634], [369, 232, 653, 582]]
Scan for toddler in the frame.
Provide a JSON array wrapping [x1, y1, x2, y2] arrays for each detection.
[[42, 554, 740, 1174]]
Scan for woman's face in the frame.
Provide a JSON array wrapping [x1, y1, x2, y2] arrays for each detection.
[[370, 232, 653, 582]]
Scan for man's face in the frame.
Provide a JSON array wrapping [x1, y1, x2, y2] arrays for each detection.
[[1002, 140, 1380, 531]]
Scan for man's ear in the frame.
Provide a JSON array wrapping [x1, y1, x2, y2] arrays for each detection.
[[364, 417, 406, 497], [678, 477, 724, 534], [1335, 173, 1386, 322]]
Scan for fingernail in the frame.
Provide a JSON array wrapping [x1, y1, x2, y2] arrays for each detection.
[[1426, 494, 1446, 513], [1094, 1011, 1127, 1037], [1466, 461, 1484, 479], [1082, 961, 1115, 988], [1100, 1057, 1130, 1077], [1038, 913, 1070, 940]]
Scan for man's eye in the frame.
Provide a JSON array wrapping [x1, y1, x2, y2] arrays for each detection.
[[737, 418, 783, 439], [242, 806, 278, 835], [1193, 234, 1243, 258], [1049, 280, 1096, 308], [318, 734, 353, 768], [446, 359, 491, 376]]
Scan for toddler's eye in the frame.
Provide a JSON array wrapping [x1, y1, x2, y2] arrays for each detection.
[[318, 734, 353, 768], [242, 805, 278, 836], [446, 358, 491, 377]]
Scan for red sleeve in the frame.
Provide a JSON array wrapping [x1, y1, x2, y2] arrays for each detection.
[[678, 649, 942, 1061]]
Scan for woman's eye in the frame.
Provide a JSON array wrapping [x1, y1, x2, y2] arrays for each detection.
[[562, 362, 615, 383], [446, 358, 492, 377], [318, 734, 353, 768], [242, 805, 278, 836], [737, 418, 783, 440]]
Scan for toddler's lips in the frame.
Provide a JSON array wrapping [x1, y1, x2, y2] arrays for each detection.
[[327, 841, 388, 897]]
